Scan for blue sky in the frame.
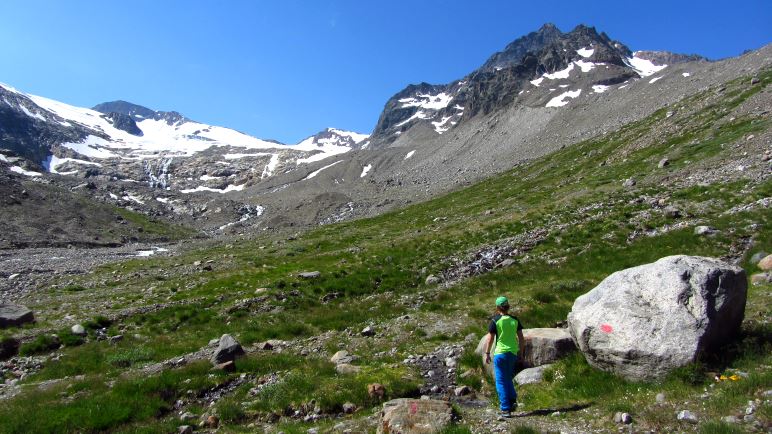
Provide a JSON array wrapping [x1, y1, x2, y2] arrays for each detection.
[[0, 1, 769, 144]]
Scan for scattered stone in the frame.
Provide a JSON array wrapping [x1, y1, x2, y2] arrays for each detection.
[[299, 271, 321, 279], [71, 324, 86, 336], [757, 254, 772, 271], [751, 77, 760, 85], [180, 412, 196, 422], [656, 393, 666, 403], [663, 206, 682, 218], [515, 365, 551, 385], [568, 255, 747, 381], [378, 398, 452, 434], [108, 334, 123, 344], [621, 413, 632, 424], [178, 425, 193, 434], [213, 361, 235, 372], [623, 178, 636, 188], [0, 304, 35, 328], [256, 341, 274, 351], [204, 415, 219, 428], [750, 273, 771, 285], [658, 158, 670, 168], [498, 259, 516, 268], [342, 402, 356, 414], [255, 287, 269, 294], [331, 350, 356, 364], [694, 226, 716, 236], [335, 364, 361, 375], [425, 275, 441, 285], [677, 410, 698, 424], [307, 428, 318, 434], [521, 328, 576, 368], [210, 334, 245, 365], [368, 383, 386, 400], [430, 385, 440, 393], [721, 415, 740, 424], [454, 386, 471, 396], [361, 326, 376, 337]]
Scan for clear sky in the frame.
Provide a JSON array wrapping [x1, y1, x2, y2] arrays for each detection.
[[0, 1, 769, 144]]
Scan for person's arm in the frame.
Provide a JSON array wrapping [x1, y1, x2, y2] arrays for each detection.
[[485, 332, 495, 364]]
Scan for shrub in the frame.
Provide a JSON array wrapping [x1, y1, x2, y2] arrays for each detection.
[[19, 335, 60, 356]]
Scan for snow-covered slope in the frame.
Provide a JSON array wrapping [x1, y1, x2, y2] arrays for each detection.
[[0, 82, 368, 194]]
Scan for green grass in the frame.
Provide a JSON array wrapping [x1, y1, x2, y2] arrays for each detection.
[[3, 69, 770, 432]]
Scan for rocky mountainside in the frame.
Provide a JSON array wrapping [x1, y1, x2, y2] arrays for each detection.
[[0, 24, 769, 245]]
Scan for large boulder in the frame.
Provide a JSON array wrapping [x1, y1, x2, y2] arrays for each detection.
[[378, 398, 452, 434], [210, 334, 245, 365], [521, 328, 576, 368], [474, 327, 574, 376], [567, 255, 747, 381], [0, 304, 34, 328]]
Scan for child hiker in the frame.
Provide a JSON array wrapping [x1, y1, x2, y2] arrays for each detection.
[[484, 296, 524, 418]]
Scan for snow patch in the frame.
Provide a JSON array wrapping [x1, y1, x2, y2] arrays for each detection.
[[574, 59, 597, 73], [304, 160, 343, 180], [43, 155, 102, 174], [62, 135, 119, 159], [9, 166, 42, 177], [360, 164, 372, 178], [592, 85, 610, 94], [626, 55, 667, 77], [180, 184, 246, 194], [546, 89, 582, 108], [682, 72, 691, 77], [577, 47, 594, 58], [19, 104, 46, 121], [122, 194, 145, 204], [261, 153, 279, 179], [404, 150, 415, 160], [396, 110, 431, 128], [530, 77, 545, 87], [199, 174, 222, 181], [544, 63, 575, 80], [431, 116, 453, 134], [649, 76, 663, 84], [223, 152, 271, 159], [398, 92, 452, 110]]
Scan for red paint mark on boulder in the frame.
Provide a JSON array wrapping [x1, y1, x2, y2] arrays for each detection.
[[600, 324, 613, 333]]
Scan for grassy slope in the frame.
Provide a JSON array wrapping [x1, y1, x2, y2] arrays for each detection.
[[1, 70, 770, 433]]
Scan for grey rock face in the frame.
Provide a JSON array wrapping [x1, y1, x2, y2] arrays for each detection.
[[522, 328, 576, 368], [0, 304, 34, 328], [515, 364, 552, 385], [568, 255, 747, 381], [210, 334, 245, 365], [330, 350, 356, 365]]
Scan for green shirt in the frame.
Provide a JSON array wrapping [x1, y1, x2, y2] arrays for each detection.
[[488, 314, 522, 355]]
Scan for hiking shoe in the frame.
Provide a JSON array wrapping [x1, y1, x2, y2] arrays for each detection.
[[497, 410, 512, 419]]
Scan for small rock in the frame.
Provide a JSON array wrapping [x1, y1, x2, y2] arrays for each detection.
[[335, 364, 361, 375], [751, 273, 772, 285], [694, 226, 716, 236], [361, 326, 375, 337], [757, 254, 772, 271], [178, 426, 193, 434], [454, 386, 471, 396], [656, 393, 666, 403], [621, 413, 632, 424], [721, 415, 740, 424], [342, 402, 356, 414], [658, 158, 670, 168], [751, 77, 760, 85], [108, 335, 123, 344], [664, 206, 682, 218], [307, 428, 318, 434], [256, 341, 274, 351], [204, 415, 219, 428], [623, 178, 636, 188], [425, 275, 441, 285], [213, 361, 235, 372], [515, 365, 551, 385], [255, 287, 269, 294], [677, 410, 698, 424], [743, 414, 756, 423], [180, 412, 196, 422], [71, 324, 86, 336], [210, 334, 245, 365], [498, 259, 516, 268], [430, 385, 440, 393], [0, 304, 35, 328], [299, 271, 321, 279], [367, 383, 385, 400], [749, 252, 768, 265], [330, 350, 355, 364]]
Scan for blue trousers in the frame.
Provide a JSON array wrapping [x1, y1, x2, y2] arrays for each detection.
[[493, 352, 517, 411]]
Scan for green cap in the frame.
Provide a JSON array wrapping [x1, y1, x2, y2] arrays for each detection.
[[495, 296, 509, 307]]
